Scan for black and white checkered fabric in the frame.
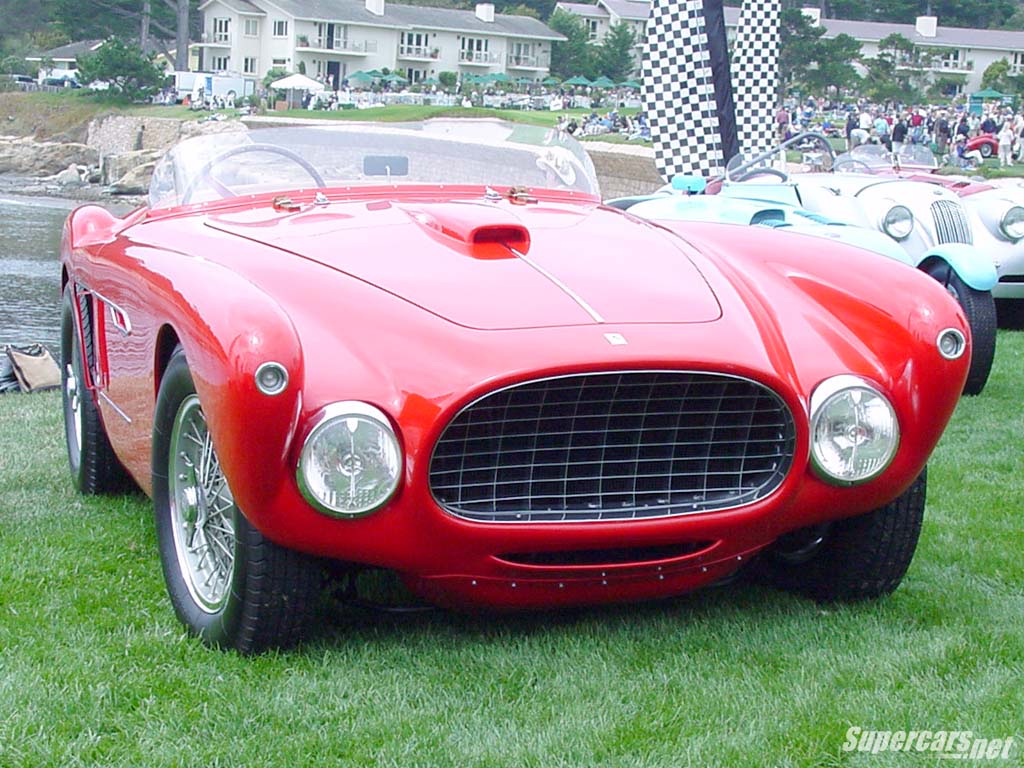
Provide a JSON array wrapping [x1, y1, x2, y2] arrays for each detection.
[[730, 0, 781, 154], [642, 0, 724, 180]]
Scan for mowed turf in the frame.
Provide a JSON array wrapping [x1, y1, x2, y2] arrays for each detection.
[[0, 334, 1021, 767]]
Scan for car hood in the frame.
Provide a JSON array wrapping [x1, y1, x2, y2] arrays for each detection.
[[204, 198, 722, 330]]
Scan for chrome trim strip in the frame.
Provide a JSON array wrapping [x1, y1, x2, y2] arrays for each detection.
[[511, 248, 605, 323], [89, 288, 133, 336], [98, 391, 132, 423]]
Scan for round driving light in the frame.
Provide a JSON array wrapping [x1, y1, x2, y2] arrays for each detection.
[[255, 362, 289, 396], [999, 205, 1024, 240], [881, 205, 913, 240], [937, 328, 967, 360], [810, 376, 899, 485], [297, 402, 401, 517]]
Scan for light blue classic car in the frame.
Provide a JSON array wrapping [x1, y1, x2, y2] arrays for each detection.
[[608, 134, 998, 396]]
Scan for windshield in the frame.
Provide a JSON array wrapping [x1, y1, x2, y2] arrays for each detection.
[[834, 143, 938, 172], [723, 133, 834, 183], [148, 119, 600, 209]]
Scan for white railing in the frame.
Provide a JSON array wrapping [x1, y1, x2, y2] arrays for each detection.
[[398, 45, 440, 59], [301, 37, 377, 53], [459, 50, 498, 64]]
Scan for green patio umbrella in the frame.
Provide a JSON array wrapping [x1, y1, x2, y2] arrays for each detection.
[[541, 75, 560, 85], [618, 79, 641, 88], [421, 76, 441, 86], [348, 70, 374, 82], [590, 75, 616, 88], [382, 73, 408, 83], [515, 76, 533, 84], [562, 75, 591, 86], [489, 72, 511, 82]]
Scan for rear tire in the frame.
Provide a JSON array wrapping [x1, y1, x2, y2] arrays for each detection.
[[60, 286, 128, 494], [153, 347, 321, 653], [757, 470, 927, 601], [980, 142, 993, 158], [923, 263, 996, 396]]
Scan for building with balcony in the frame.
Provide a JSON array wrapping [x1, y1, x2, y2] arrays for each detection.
[[195, 0, 565, 86], [556, 0, 1024, 92]]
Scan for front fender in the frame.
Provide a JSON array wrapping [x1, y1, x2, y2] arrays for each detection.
[[917, 243, 998, 291]]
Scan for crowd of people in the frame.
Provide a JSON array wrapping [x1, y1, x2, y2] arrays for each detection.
[[777, 99, 1024, 169], [558, 110, 650, 141]]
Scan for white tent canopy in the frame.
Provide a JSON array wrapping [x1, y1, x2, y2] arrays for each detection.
[[270, 73, 324, 91]]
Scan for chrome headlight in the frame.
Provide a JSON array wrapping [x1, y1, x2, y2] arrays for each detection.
[[297, 402, 401, 517], [810, 376, 899, 485], [881, 205, 913, 240], [999, 205, 1024, 241]]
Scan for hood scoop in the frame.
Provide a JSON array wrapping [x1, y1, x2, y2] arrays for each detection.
[[400, 202, 530, 259]]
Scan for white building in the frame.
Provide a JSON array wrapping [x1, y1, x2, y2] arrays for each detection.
[[195, 0, 565, 86], [556, 0, 1024, 93]]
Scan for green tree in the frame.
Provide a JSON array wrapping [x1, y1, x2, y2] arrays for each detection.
[[802, 33, 861, 96], [927, 73, 967, 100], [262, 67, 289, 89], [502, 4, 540, 19], [75, 38, 164, 101], [438, 71, 458, 90], [779, 8, 824, 96], [597, 22, 634, 82], [547, 8, 596, 80], [982, 58, 1012, 91], [52, 0, 197, 70]]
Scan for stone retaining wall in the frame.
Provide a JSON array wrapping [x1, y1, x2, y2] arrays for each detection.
[[584, 143, 662, 199]]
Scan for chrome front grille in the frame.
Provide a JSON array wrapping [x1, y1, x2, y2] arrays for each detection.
[[429, 371, 796, 523], [930, 199, 972, 245]]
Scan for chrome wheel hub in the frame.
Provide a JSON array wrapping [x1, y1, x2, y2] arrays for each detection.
[[65, 363, 82, 454], [168, 394, 236, 613]]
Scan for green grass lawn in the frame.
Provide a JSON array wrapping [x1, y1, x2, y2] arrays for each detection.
[[1, 334, 1022, 766]]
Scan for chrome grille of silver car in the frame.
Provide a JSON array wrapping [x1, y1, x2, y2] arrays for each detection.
[[930, 199, 973, 245], [429, 371, 796, 523]]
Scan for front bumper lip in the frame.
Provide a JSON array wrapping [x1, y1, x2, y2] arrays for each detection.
[[404, 541, 766, 609]]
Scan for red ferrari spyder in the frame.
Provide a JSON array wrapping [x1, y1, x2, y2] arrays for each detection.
[[61, 121, 970, 652]]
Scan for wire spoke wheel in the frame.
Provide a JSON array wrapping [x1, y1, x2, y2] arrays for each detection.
[[169, 395, 236, 613]]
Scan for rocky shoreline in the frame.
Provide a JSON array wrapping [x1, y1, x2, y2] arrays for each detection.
[[0, 114, 246, 208]]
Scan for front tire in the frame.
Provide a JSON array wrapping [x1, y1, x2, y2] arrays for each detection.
[[60, 286, 127, 493], [758, 470, 927, 601], [923, 263, 996, 396], [153, 348, 321, 653]]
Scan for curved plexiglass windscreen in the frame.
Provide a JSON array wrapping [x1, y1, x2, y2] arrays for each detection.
[[724, 133, 834, 183], [834, 142, 938, 172], [149, 120, 600, 208]]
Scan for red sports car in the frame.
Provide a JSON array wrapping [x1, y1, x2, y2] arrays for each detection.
[[964, 132, 999, 159], [61, 121, 970, 652]]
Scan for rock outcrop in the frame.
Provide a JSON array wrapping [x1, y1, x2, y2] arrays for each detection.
[[0, 136, 99, 175]]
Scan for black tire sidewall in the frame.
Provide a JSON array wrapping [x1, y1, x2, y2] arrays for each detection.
[[61, 287, 84, 484], [923, 263, 996, 396], [61, 286, 123, 492], [153, 348, 246, 647]]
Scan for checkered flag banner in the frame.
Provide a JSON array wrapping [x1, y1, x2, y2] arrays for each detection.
[[641, 0, 726, 179], [731, 0, 781, 154]]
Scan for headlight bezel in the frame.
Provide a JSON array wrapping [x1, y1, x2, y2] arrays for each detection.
[[809, 375, 900, 486], [998, 205, 1024, 241], [296, 401, 402, 518], [881, 204, 914, 240]]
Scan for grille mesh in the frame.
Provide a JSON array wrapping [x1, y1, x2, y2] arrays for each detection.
[[430, 372, 796, 523], [930, 199, 972, 245]]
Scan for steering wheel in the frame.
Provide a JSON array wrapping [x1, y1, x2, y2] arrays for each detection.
[[732, 167, 788, 183], [834, 158, 874, 173], [180, 143, 327, 205]]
